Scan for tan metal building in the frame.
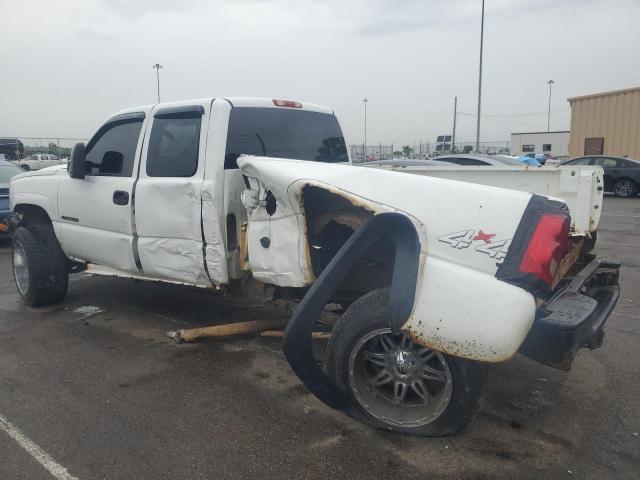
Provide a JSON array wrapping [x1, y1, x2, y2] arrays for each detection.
[[568, 87, 640, 158]]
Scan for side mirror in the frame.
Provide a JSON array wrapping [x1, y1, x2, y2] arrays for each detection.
[[69, 143, 86, 179]]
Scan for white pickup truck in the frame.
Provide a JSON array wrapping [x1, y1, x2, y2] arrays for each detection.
[[8, 97, 620, 437], [12, 153, 67, 171]]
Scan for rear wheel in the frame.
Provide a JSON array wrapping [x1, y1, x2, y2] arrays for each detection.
[[326, 288, 487, 437], [12, 225, 69, 307], [613, 178, 637, 198]]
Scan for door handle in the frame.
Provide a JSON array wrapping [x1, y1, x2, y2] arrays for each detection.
[[113, 190, 129, 205]]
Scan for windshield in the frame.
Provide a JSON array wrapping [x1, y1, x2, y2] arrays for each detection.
[[224, 107, 347, 169], [0, 164, 23, 183]]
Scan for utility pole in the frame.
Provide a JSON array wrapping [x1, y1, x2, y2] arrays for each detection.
[[547, 79, 555, 132], [452, 96, 458, 154], [362, 98, 368, 161], [152, 63, 163, 103], [475, 0, 485, 153]]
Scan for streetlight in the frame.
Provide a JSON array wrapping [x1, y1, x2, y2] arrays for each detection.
[[547, 79, 555, 132], [152, 63, 163, 103], [362, 98, 369, 161], [475, 0, 485, 153]]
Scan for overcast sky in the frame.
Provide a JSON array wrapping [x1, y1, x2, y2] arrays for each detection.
[[1, 0, 639, 147]]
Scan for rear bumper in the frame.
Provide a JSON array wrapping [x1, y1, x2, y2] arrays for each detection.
[[519, 256, 620, 370]]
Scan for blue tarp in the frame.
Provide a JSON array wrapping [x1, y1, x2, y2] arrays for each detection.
[[517, 156, 542, 167]]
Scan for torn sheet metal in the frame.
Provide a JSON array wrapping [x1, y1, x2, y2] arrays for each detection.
[[238, 156, 540, 362], [242, 176, 315, 287]]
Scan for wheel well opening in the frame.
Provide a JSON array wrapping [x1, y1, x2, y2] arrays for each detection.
[[14, 204, 52, 227], [301, 185, 396, 302]]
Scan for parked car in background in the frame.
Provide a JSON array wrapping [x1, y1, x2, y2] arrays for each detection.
[[363, 158, 459, 167], [12, 153, 67, 171], [430, 154, 523, 166], [563, 155, 640, 197], [0, 159, 25, 234]]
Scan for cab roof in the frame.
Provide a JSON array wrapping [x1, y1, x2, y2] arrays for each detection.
[[112, 97, 334, 117]]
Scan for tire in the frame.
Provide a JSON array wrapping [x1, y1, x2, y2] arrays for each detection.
[[12, 225, 69, 307], [613, 178, 637, 198], [326, 288, 487, 437]]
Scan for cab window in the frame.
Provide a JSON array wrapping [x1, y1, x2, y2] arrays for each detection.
[[84, 118, 143, 176]]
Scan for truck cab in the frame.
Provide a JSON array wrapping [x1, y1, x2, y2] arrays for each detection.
[[25, 98, 346, 286]]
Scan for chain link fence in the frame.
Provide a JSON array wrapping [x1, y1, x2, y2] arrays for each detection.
[[350, 144, 395, 163]]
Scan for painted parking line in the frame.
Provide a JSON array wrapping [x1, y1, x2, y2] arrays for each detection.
[[0, 414, 78, 480]]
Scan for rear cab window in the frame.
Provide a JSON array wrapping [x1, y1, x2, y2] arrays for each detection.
[[224, 107, 347, 169]]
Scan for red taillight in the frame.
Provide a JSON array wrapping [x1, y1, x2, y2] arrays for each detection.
[[273, 99, 302, 108], [519, 213, 570, 285]]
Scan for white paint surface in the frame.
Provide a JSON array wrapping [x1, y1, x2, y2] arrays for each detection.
[[0, 413, 78, 480], [238, 156, 538, 361]]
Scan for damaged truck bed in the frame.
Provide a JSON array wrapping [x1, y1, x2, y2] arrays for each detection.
[[8, 97, 620, 437]]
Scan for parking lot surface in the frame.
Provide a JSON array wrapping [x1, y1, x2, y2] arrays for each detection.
[[0, 197, 639, 480]]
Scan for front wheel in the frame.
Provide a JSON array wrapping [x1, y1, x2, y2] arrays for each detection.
[[12, 225, 69, 307], [326, 288, 487, 437]]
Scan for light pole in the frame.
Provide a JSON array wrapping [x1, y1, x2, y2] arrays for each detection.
[[475, 0, 485, 153], [452, 96, 458, 154], [152, 63, 163, 103], [547, 79, 555, 132], [362, 98, 368, 161]]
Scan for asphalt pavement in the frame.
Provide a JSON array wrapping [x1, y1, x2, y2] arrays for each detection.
[[0, 197, 639, 480]]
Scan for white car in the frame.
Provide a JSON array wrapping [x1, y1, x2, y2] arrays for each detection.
[[8, 97, 620, 437], [13, 153, 66, 171]]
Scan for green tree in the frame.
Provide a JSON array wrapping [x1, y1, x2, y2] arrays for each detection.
[[48, 142, 58, 154], [401, 145, 413, 157]]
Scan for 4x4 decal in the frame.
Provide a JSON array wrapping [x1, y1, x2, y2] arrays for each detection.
[[438, 229, 511, 264]]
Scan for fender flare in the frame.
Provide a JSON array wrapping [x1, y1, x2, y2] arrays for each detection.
[[282, 212, 421, 410]]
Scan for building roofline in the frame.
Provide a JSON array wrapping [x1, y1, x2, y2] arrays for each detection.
[[568, 86, 640, 102], [511, 131, 570, 135]]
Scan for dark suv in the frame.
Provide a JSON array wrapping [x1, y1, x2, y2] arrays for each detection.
[[563, 155, 640, 197]]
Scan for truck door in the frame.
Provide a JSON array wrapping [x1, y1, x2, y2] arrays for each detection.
[[57, 112, 148, 272], [133, 103, 214, 285]]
